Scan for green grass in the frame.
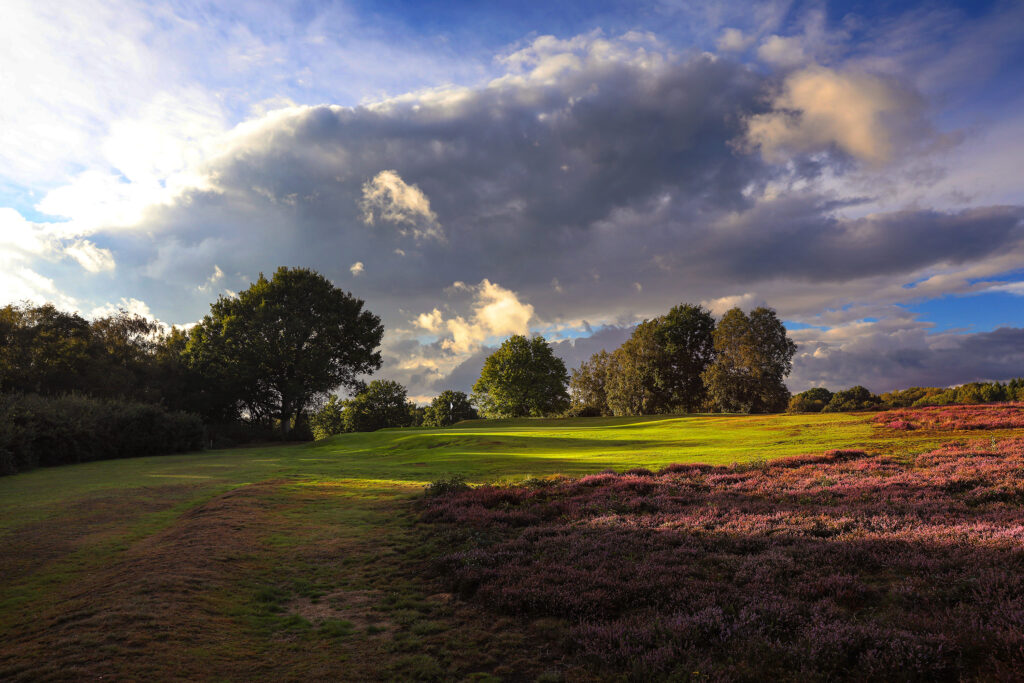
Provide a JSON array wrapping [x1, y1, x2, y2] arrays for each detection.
[[0, 412, 1006, 680]]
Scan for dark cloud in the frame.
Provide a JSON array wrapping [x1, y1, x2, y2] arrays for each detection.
[[789, 326, 1024, 393], [88, 34, 1024, 399]]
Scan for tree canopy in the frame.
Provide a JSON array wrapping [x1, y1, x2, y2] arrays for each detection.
[[343, 380, 411, 432], [423, 390, 477, 427], [702, 307, 796, 414], [184, 267, 383, 436], [472, 335, 569, 418]]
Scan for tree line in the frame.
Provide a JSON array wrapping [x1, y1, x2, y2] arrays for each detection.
[[568, 304, 797, 416], [788, 380, 1024, 413]]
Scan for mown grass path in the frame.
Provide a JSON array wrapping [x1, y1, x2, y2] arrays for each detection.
[[0, 412, 1013, 680]]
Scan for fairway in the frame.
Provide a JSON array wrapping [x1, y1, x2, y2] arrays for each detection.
[[0, 412, 1013, 680]]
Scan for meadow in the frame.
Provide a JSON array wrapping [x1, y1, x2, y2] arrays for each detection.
[[1, 409, 1022, 680]]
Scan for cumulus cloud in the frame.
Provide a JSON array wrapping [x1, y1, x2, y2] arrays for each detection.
[[744, 65, 927, 164], [350, 261, 365, 276], [360, 170, 442, 241], [414, 279, 534, 354]]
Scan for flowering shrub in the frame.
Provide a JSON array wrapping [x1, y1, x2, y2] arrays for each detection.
[[423, 440, 1024, 680], [874, 402, 1024, 431]]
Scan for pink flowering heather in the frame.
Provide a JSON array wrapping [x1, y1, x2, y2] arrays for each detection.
[[874, 402, 1024, 431], [422, 439, 1024, 680]]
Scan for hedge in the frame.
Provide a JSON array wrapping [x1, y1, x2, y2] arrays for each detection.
[[0, 393, 204, 476]]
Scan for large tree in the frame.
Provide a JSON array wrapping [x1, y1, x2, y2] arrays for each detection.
[[472, 335, 569, 418], [184, 267, 383, 436], [656, 303, 716, 412], [606, 320, 669, 416], [702, 307, 796, 414]]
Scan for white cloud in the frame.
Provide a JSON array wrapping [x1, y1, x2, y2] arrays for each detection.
[[701, 292, 759, 316], [717, 28, 754, 52], [413, 279, 535, 355], [359, 170, 442, 240], [350, 261, 364, 276], [744, 65, 922, 165], [88, 297, 156, 321], [64, 239, 115, 273], [757, 35, 807, 67], [197, 265, 225, 292]]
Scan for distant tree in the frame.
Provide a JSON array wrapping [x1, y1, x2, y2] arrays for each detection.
[[822, 386, 881, 412], [310, 395, 347, 440], [343, 380, 412, 432], [656, 303, 716, 412], [407, 403, 426, 427], [606, 320, 670, 416], [423, 390, 476, 427], [569, 350, 616, 416], [703, 307, 796, 413], [184, 267, 383, 437], [787, 387, 833, 413], [879, 386, 944, 409], [472, 335, 569, 418], [0, 303, 93, 395]]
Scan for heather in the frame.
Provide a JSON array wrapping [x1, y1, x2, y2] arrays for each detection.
[[423, 441, 1024, 680], [875, 402, 1024, 431]]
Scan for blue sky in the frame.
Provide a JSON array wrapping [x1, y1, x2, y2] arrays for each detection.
[[1, 0, 1022, 399]]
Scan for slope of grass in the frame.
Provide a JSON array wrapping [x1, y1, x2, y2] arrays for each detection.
[[1, 411, 1017, 680]]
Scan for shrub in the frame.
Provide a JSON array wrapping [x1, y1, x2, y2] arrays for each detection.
[[425, 474, 471, 497], [787, 387, 833, 413], [822, 385, 881, 412], [0, 393, 204, 476]]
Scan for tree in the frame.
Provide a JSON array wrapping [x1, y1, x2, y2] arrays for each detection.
[[702, 307, 796, 413], [787, 387, 833, 413], [606, 320, 670, 416], [343, 380, 412, 432], [472, 335, 569, 418], [423, 390, 477, 427], [656, 303, 716, 412], [310, 395, 347, 440], [184, 267, 383, 436], [822, 386, 881, 412], [568, 350, 615, 416]]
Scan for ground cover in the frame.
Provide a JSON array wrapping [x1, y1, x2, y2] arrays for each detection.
[[1, 410, 1021, 680], [875, 402, 1024, 431], [423, 440, 1024, 680]]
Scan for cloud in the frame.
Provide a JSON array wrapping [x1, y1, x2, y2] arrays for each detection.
[[717, 28, 754, 52], [757, 35, 807, 66], [360, 170, 442, 240], [744, 65, 927, 164], [350, 261, 365, 276], [64, 239, 116, 273], [788, 318, 1024, 393], [414, 279, 535, 354]]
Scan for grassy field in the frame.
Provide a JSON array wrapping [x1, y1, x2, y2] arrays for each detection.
[[0, 412, 1015, 680]]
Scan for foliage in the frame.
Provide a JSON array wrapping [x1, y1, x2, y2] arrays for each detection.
[[568, 350, 615, 417], [822, 385, 881, 412], [424, 474, 470, 497], [472, 335, 569, 418], [878, 386, 944, 408], [184, 267, 383, 436], [787, 387, 833, 413], [605, 320, 670, 416], [343, 380, 413, 432], [0, 303, 166, 403], [424, 438, 1024, 680], [654, 303, 716, 412], [0, 393, 203, 476], [422, 390, 476, 427], [702, 307, 795, 413], [310, 395, 347, 440]]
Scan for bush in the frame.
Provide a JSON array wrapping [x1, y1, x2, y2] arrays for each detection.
[[425, 474, 471, 497], [0, 393, 204, 476], [310, 395, 347, 440]]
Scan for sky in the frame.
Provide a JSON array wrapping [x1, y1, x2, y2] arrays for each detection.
[[2, 0, 1024, 402]]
